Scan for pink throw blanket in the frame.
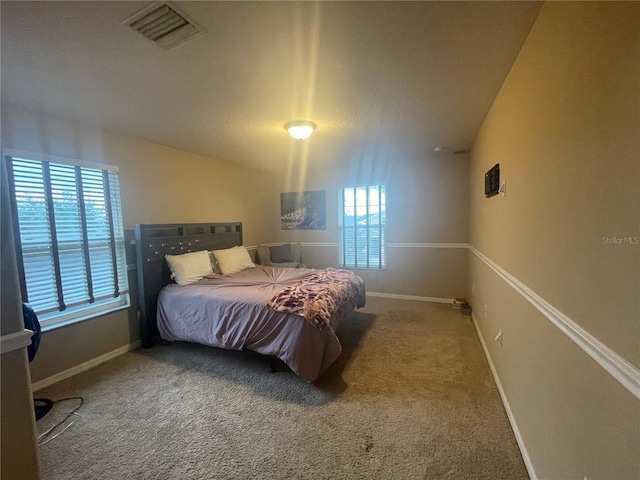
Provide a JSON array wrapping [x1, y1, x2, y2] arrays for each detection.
[[267, 268, 365, 329]]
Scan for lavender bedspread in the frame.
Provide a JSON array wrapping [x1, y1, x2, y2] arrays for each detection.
[[156, 266, 366, 381]]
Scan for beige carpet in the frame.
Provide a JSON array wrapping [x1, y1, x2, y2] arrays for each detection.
[[35, 297, 528, 479]]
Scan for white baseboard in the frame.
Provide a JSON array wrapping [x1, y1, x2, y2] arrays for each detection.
[[367, 291, 453, 304], [32, 340, 141, 392], [470, 312, 537, 480]]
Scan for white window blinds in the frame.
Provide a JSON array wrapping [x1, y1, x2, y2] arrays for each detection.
[[338, 185, 386, 269], [7, 154, 129, 326]]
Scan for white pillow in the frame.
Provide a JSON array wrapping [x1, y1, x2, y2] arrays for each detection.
[[165, 250, 214, 285], [212, 246, 255, 275]]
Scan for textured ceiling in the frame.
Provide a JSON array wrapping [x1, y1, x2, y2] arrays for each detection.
[[1, 1, 542, 172]]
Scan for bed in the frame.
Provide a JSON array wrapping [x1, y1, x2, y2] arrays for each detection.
[[135, 222, 366, 381]]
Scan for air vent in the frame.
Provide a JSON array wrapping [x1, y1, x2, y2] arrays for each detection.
[[122, 2, 206, 50]]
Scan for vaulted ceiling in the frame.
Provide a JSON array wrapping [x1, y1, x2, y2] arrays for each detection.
[[1, 1, 542, 172]]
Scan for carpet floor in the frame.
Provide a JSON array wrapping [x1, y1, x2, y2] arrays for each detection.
[[35, 297, 528, 479]]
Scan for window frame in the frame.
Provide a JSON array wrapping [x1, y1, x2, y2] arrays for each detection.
[[338, 184, 386, 270], [5, 149, 130, 330]]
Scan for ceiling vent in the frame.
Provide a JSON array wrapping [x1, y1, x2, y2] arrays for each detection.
[[122, 2, 206, 50]]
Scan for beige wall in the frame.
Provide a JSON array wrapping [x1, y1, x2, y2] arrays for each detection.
[[2, 104, 280, 242], [275, 152, 470, 299], [468, 2, 639, 479], [2, 105, 281, 384]]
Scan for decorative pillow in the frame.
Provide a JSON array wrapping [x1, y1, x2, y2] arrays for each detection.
[[165, 250, 213, 285], [256, 245, 271, 266], [208, 251, 222, 275], [212, 246, 255, 275], [270, 244, 294, 263], [271, 261, 299, 269]]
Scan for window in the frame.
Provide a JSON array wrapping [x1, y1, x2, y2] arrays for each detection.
[[6, 151, 129, 328], [338, 185, 386, 269]]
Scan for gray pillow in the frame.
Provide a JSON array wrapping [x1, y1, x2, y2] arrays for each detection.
[[270, 244, 293, 263], [271, 261, 299, 269]]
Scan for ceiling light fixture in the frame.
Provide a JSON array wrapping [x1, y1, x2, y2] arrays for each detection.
[[285, 121, 316, 140]]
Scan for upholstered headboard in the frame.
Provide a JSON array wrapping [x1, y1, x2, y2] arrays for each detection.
[[135, 222, 243, 347]]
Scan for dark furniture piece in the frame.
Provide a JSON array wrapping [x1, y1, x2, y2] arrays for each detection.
[[135, 222, 242, 348]]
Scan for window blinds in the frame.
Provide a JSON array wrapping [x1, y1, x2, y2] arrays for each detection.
[[338, 185, 386, 269], [7, 155, 129, 321]]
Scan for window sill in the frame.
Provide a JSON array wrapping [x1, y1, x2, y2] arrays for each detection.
[[40, 303, 131, 333], [342, 267, 388, 272]]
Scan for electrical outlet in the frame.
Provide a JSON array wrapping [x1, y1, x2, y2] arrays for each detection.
[[495, 329, 503, 346], [483, 305, 488, 317]]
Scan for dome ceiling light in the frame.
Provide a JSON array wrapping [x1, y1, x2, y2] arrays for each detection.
[[285, 120, 316, 140]]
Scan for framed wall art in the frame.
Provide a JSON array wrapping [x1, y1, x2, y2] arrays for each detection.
[[280, 190, 326, 230]]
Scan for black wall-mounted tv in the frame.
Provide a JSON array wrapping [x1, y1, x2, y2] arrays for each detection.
[[484, 163, 500, 198]]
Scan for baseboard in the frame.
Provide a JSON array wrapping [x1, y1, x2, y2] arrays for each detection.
[[31, 340, 141, 392], [471, 312, 537, 480], [367, 291, 453, 304]]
